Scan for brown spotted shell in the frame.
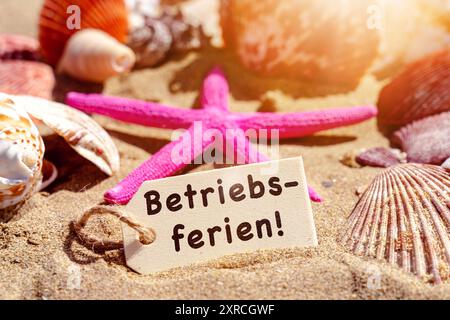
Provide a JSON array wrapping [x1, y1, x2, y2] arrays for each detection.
[[377, 49, 450, 126], [0, 95, 44, 212], [341, 163, 450, 284], [392, 111, 450, 165], [220, 0, 380, 89]]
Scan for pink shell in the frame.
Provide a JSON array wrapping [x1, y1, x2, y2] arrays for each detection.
[[0, 61, 55, 99], [392, 111, 450, 165], [341, 163, 450, 284], [377, 50, 450, 126], [356, 147, 403, 168]]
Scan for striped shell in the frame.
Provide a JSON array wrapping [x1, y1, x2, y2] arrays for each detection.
[[377, 49, 450, 126], [0, 60, 55, 99], [221, 0, 380, 89], [0, 96, 44, 212], [57, 29, 136, 83], [11, 95, 120, 176], [392, 111, 450, 165], [39, 0, 129, 66], [341, 164, 450, 284]]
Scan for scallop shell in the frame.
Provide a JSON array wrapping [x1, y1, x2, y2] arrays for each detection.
[[39, 0, 129, 66], [220, 0, 380, 89], [57, 29, 136, 83], [11, 95, 120, 176], [341, 163, 450, 284], [0, 60, 55, 99], [0, 97, 44, 212], [356, 147, 404, 168], [0, 34, 41, 61], [392, 111, 450, 165], [377, 49, 450, 126]]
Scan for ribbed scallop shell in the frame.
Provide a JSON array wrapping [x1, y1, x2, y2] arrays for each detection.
[[377, 49, 450, 126], [57, 29, 136, 83], [341, 164, 450, 284], [392, 111, 450, 165], [220, 0, 380, 89], [0, 61, 55, 99], [0, 97, 44, 212], [39, 0, 129, 66]]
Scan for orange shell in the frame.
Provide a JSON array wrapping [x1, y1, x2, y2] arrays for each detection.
[[39, 0, 129, 66]]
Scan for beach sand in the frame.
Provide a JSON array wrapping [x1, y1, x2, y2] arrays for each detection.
[[1, 0, 449, 300]]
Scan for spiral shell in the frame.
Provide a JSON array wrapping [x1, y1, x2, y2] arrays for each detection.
[[0, 96, 44, 212], [341, 163, 450, 284], [220, 0, 380, 89], [57, 29, 136, 83], [377, 49, 450, 126], [39, 0, 129, 66]]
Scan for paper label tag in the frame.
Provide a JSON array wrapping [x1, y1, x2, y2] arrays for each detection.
[[123, 157, 318, 274]]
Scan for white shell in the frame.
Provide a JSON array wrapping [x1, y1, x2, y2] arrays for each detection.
[[0, 96, 44, 210], [11, 95, 120, 176], [341, 164, 450, 284], [57, 29, 136, 83], [443, 158, 450, 172]]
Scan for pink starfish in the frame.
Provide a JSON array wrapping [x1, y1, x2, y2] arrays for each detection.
[[66, 67, 377, 205]]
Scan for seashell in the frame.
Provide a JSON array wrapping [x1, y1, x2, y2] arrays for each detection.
[[0, 60, 55, 100], [220, 0, 380, 89], [377, 49, 450, 126], [57, 29, 136, 83], [160, 7, 208, 52], [341, 163, 450, 284], [371, 0, 450, 78], [419, 0, 450, 28], [443, 158, 450, 171], [39, 0, 129, 66], [0, 34, 41, 61], [127, 16, 172, 67], [356, 147, 404, 168], [0, 97, 44, 213], [11, 95, 120, 176], [40, 159, 58, 191], [392, 111, 450, 165]]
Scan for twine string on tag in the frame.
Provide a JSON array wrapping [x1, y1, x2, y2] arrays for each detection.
[[72, 205, 156, 251]]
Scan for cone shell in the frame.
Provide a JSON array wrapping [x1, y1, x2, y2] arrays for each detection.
[[341, 164, 450, 284], [220, 0, 380, 89], [392, 112, 450, 165], [39, 0, 129, 66], [57, 29, 136, 83], [0, 60, 55, 99], [377, 49, 450, 126], [0, 96, 44, 212]]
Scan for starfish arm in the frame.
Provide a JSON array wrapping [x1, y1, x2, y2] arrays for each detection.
[[236, 105, 377, 138], [201, 66, 230, 111], [66, 92, 203, 130], [105, 124, 215, 205]]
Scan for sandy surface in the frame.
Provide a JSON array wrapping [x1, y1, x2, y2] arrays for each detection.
[[1, 0, 449, 300]]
